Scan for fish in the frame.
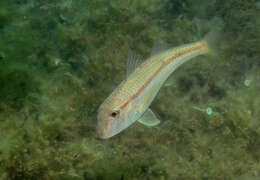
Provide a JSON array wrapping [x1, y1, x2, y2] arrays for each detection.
[[97, 23, 222, 139]]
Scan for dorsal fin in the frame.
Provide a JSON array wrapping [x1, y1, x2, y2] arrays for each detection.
[[126, 50, 142, 78], [150, 39, 169, 56]]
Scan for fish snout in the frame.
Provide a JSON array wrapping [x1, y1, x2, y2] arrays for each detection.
[[97, 126, 105, 139], [97, 114, 106, 139], [97, 111, 114, 139]]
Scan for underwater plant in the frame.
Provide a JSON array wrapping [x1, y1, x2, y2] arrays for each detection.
[[0, 0, 259, 179]]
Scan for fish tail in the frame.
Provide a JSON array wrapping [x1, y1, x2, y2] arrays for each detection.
[[202, 17, 224, 56]]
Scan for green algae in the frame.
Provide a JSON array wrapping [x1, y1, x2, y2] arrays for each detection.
[[0, 67, 37, 110], [0, 0, 259, 179]]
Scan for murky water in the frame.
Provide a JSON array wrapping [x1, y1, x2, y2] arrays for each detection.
[[0, 0, 259, 179]]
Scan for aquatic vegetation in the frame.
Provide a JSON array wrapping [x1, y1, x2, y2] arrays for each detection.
[[0, 0, 259, 179], [0, 67, 37, 110]]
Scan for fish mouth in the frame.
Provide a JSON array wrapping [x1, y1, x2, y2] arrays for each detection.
[[97, 120, 120, 139], [97, 127, 114, 139], [96, 118, 113, 139], [96, 121, 106, 139], [97, 127, 105, 139]]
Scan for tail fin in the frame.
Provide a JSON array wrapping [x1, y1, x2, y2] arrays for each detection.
[[203, 17, 224, 56]]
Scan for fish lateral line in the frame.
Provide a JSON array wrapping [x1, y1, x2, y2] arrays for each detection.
[[119, 42, 205, 111]]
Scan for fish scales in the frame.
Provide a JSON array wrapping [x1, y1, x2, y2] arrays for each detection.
[[97, 40, 210, 139], [119, 41, 207, 109]]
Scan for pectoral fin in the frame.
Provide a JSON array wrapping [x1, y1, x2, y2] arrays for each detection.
[[138, 108, 160, 127]]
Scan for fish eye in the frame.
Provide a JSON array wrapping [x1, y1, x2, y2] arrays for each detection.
[[111, 110, 120, 118]]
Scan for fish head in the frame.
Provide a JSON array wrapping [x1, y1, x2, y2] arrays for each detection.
[[97, 90, 139, 139]]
